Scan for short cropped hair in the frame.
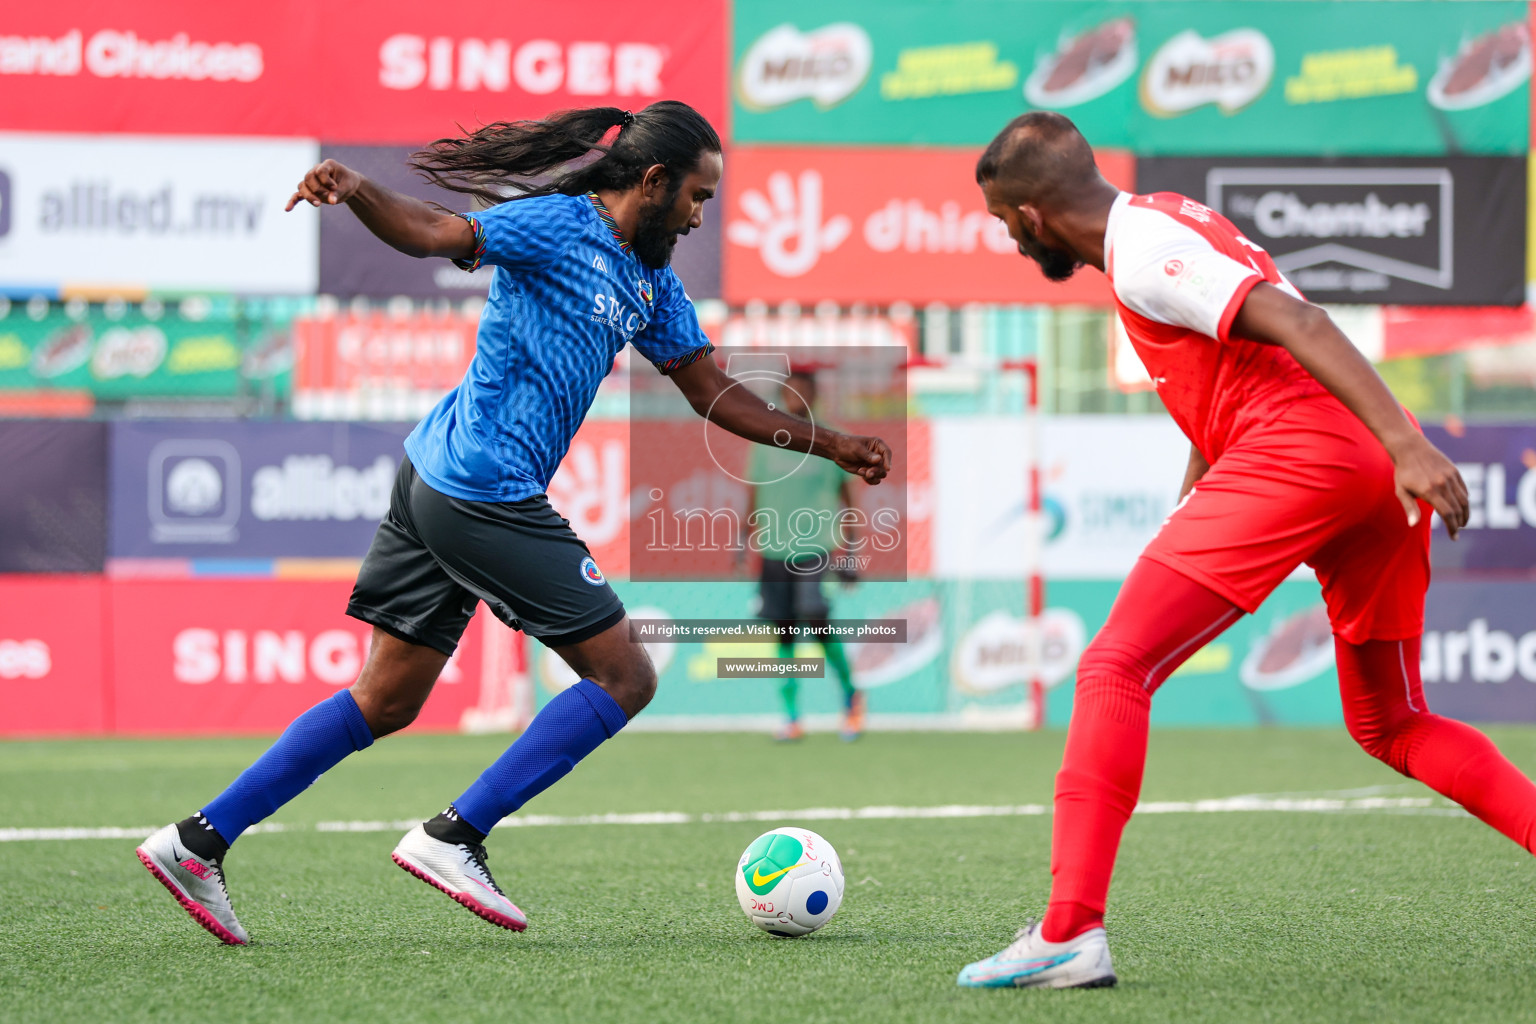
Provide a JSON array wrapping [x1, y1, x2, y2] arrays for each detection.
[[976, 111, 1098, 205]]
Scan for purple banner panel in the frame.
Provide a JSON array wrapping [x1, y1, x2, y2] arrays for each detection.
[[1422, 581, 1536, 723], [0, 420, 107, 572], [108, 420, 413, 560], [1422, 423, 1536, 574], [317, 145, 721, 300]]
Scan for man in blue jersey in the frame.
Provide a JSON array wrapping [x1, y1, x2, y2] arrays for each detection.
[[135, 101, 891, 946]]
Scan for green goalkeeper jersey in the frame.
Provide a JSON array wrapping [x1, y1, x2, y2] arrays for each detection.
[[747, 441, 847, 560]]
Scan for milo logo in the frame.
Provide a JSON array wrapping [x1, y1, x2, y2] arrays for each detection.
[[737, 23, 872, 111], [1142, 28, 1274, 116], [739, 832, 804, 895]]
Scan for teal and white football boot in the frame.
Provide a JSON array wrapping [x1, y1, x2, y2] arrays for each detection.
[[957, 920, 1116, 989]]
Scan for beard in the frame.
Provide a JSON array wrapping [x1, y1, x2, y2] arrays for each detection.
[[1018, 234, 1081, 282], [633, 191, 687, 269]]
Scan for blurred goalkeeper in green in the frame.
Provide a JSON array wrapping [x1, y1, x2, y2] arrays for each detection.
[[743, 368, 864, 742]]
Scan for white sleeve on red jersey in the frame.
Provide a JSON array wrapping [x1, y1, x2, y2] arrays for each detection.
[[1109, 205, 1264, 342]]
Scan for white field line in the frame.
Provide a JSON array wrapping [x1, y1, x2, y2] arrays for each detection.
[[0, 793, 1462, 843]]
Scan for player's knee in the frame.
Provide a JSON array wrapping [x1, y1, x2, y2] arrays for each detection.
[[591, 655, 657, 717], [1344, 709, 1414, 774], [1347, 720, 1388, 763], [1076, 637, 1151, 689], [626, 657, 659, 710], [350, 688, 423, 738]]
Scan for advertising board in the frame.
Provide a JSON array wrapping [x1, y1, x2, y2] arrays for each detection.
[[1420, 581, 1536, 722], [1422, 423, 1536, 573], [0, 420, 107, 572], [106, 418, 643, 572], [930, 415, 1189, 580], [0, 133, 319, 295], [0, 303, 281, 397], [534, 576, 1345, 727], [0, 576, 107, 735], [10, 572, 1529, 734], [934, 417, 1536, 578], [723, 147, 1133, 305], [0, 4, 726, 143], [108, 420, 413, 560], [1136, 156, 1527, 306], [291, 307, 477, 422], [107, 578, 482, 734], [730, 0, 1529, 154]]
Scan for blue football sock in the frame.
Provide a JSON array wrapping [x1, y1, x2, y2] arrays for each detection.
[[201, 690, 374, 845], [452, 678, 628, 836]]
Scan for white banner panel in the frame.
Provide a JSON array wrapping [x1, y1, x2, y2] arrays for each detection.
[[932, 415, 1189, 580], [0, 133, 318, 294]]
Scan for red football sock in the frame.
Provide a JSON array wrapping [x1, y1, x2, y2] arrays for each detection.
[[1042, 672, 1151, 942], [1041, 558, 1242, 943], [1337, 636, 1536, 853]]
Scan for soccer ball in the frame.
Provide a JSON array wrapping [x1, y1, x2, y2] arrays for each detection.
[[735, 827, 844, 937]]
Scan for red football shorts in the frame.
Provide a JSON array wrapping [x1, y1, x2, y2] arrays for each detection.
[[1142, 395, 1431, 643]]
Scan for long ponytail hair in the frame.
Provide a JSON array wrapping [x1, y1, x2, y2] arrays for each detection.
[[410, 100, 720, 206]]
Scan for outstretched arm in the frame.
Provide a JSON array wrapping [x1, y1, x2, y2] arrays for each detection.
[[285, 159, 474, 261], [666, 355, 892, 485], [1231, 282, 1469, 537]]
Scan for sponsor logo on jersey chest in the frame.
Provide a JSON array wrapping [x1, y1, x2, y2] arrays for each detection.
[[590, 290, 645, 339]]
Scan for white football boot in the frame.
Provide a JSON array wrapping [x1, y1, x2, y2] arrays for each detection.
[[135, 824, 249, 945], [391, 825, 528, 932], [957, 921, 1116, 989]]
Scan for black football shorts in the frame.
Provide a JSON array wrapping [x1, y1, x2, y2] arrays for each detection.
[[755, 556, 832, 626], [346, 457, 625, 655]]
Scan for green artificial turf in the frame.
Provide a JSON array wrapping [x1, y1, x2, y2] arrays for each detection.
[[2, 729, 1535, 1023]]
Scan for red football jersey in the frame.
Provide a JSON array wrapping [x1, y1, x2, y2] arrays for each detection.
[[1105, 191, 1327, 461]]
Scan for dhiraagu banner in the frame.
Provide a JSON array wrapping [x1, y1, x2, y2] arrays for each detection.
[[528, 577, 1347, 727], [730, 0, 1530, 154]]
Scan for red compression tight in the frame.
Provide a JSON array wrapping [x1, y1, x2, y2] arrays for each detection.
[[1041, 558, 1242, 943], [1336, 636, 1536, 854], [1040, 559, 1536, 944]]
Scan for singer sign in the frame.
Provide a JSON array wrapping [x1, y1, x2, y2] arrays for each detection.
[[0, 3, 724, 141]]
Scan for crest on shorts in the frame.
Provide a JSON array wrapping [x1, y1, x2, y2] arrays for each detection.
[[579, 556, 607, 586]]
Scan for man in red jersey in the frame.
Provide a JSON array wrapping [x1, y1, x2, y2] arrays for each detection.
[[956, 112, 1533, 991]]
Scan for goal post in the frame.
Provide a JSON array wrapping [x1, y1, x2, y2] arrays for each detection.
[[905, 353, 1046, 731], [1002, 358, 1046, 731]]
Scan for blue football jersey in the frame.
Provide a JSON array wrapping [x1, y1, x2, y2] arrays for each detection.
[[403, 192, 714, 502]]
